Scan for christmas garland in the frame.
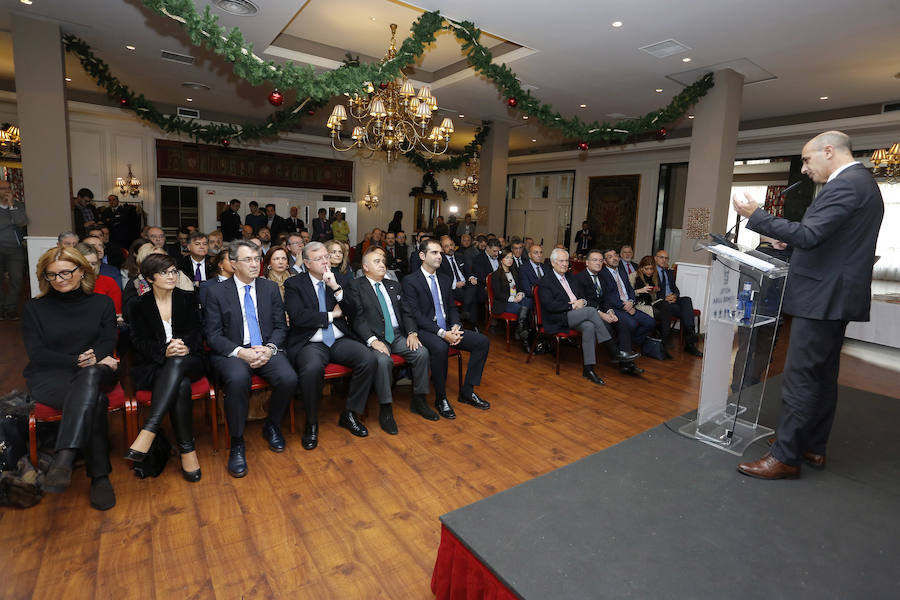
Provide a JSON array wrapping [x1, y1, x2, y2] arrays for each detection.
[[62, 34, 326, 145], [141, 1, 714, 149], [405, 122, 491, 173]]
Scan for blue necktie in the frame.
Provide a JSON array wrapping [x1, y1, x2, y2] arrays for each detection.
[[318, 280, 335, 347], [430, 275, 447, 330], [659, 267, 670, 295], [243, 284, 263, 346]]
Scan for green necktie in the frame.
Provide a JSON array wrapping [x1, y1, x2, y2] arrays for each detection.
[[375, 282, 395, 343]]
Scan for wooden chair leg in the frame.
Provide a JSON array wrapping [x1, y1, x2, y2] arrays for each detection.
[[208, 389, 218, 452], [28, 409, 38, 467], [505, 320, 511, 351], [555, 337, 562, 375], [457, 353, 463, 388]]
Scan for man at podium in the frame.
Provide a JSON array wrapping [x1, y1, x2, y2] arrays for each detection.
[[731, 130, 884, 480]]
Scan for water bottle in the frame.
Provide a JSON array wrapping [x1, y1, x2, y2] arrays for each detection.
[[739, 281, 753, 324]]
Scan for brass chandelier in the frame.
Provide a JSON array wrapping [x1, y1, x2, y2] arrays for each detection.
[[451, 153, 479, 195], [870, 142, 900, 183], [327, 24, 454, 163], [115, 164, 141, 197]]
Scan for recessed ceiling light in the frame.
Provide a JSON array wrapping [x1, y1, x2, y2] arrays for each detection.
[[369, 16, 376, 21], [186, 97, 193, 102], [611, 21, 623, 28], [531, 138, 537, 142], [125, 44, 136, 51], [458, 114, 465, 118], [522, 116, 528, 120], [819, 95, 829, 100], [655, 88, 663, 93], [64, 77, 72, 82], [213, 0, 259, 16], [181, 82, 211, 91], [688, 115, 695, 119], [682, 57, 692, 63], [579, 104, 587, 108], [20, 0, 33, 5]]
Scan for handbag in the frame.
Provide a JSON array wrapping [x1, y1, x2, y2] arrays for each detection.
[[642, 336, 668, 360], [132, 431, 174, 479], [0, 414, 27, 472]]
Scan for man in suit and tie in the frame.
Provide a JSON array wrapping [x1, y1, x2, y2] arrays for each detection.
[[574, 249, 643, 375], [204, 240, 298, 478], [382, 231, 400, 272], [733, 130, 883, 479], [597, 249, 657, 355], [401, 239, 491, 419], [438, 235, 479, 324], [574, 221, 594, 257], [472, 238, 501, 320], [220, 199, 243, 242], [312, 208, 331, 242], [538, 248, 622, 385], [264, 204, 288, 240], [286, 232, 306, 274], [619, 245, 639, 277], [349, 246, 437, 427], [284, 242, 376, 450], [177, 231, 216, 287], [520, 244, 548, 302], [286, 206, 305, 234], [510, 238, 526, 269], [653, 250, 703, 357]]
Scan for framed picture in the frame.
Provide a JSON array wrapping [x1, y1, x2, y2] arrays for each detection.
[[587, 175, 640, 251]]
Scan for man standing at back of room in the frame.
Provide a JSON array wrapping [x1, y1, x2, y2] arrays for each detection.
[[221, 199, 243, 242], [732, 130, 883, 480]]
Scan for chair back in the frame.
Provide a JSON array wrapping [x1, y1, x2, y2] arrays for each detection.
[[485, 272, 495, 314], [531, 284, 544, 329]]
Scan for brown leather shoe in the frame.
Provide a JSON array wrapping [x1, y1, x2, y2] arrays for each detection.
[[766, 438, 826, 469], [737, 453, 800, 480]]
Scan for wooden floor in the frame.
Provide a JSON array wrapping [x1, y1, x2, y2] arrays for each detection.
[[1, 317, 896, 599]]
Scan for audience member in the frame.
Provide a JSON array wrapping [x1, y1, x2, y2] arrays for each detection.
[[167, 227, 190, 258], [596, 249, 656, 359], [244, 201, 266, 233], [73, 188, 99, 238], [632, 256, 670, 341], [57, 231, 79, 248], [125, 253, 205, 482], [458, 213, 476, 239], [198, 248, 234, 310], [491, 247, 532, 352], [286, 206, 305, 234], [207, 230, 224, 256], [256, 227, 273, 254], [177, 231, 214, 287], [619, 245, 639, 276], [75, 242, 122, 321], [287, 232, 306, 274], [325, 239, 354, 288], [264, 204, 288, 239], [100, 194, 137, 249], [330, 210, 350, 242], [458, 233, 477, 265], [284, 242, 376, 449], [220, 199, 243, 241], [262, 245, 293, 300], [438, 235, 478, 324], [0, 179, 26, 321], [654, 250, 703, 356], [574, 221, 594, 257], [22, 246, 119, 510], [312, 208, 331, 242], [87, 225, 123, 269], [387, 210, 404, 234], [510, 238, 526, 269], [433, 215, 449, 239]]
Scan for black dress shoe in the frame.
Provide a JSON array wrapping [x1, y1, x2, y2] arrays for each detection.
[[338, 410, 369, 437], [89, 476, 116, 511], [411, 396, 440, 421], [379, 405, 399, 435], [123, 448, 147, 463], [227, 445, 247, 478], [620, 362, 644, 376], [181, 467, 202, 483], [685, 343, 704, 357], [613, 349, 641, 363], [435, 397, 456, 419], [44, 461, 73, 493], [301, 423, 319, 450], [582, 367, 605, 385], [458, 391, 490, 410], [261, 421, 286, 453]]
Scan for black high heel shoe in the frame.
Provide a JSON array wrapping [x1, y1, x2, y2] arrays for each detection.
[[123, 448, 147, 462], [179, 441, 201, 483]]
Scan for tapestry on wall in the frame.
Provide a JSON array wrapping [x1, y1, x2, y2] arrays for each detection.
[[764, 185, 786, 217], [587, 175, 640, 251], [156, 140, 353, 192]]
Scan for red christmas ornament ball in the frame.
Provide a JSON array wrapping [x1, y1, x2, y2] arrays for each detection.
[[268, 89, 284, 107], [577, 141, 589, 151], [221, 138, 230, 147], [119, 97, 128, 106], [656, 127, 667, 139], [507, 97, 518, 108], [379, 82, 389, 90], [307, 110, 316, 116]]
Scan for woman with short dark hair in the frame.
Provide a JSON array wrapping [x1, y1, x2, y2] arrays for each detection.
[[125, 253, 206, 482]]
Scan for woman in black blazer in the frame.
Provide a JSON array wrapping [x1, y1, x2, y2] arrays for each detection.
[[125, 253, 206, 481], [490, 248, 532, 349]]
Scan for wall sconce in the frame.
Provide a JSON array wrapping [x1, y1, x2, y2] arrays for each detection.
[[115, 164, 141, 197], [362, 184, 379, 210]]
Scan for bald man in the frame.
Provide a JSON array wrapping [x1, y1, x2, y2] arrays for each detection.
[[732, 131, 884, 480]]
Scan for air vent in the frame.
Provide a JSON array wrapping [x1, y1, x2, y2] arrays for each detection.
[[177, 107, 200, 119], [161, 50, 195, 66], [639, 39, 691, 59], [883, 102, 900, 113]]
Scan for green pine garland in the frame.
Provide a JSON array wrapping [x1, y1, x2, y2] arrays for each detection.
[[62, 34, 325, 145], [405, 122, 491, 173]]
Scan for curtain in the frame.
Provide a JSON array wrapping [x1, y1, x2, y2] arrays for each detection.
[[431, 525, 518, 600]]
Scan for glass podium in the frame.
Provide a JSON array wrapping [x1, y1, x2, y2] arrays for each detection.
[[678, 239, 790, 455]]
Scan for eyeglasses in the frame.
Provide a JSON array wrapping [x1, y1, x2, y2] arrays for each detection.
[[157, 268, 179, 277], [43, 267, 80, 281], [235, 256, 263, 264], [656, 255, 670, 261]]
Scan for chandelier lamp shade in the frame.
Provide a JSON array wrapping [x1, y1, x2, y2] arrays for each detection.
[[451, 153, 479, 195], [870, 142, 900, 183], [362, 185, 380, 210], [327, 24, 453, 163], [115, 164, 142, 197]]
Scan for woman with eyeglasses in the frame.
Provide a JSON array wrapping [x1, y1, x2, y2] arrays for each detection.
[[122, 242, 193, 318], [22, 247, 120, 510], [262, 245, 292, 300], [124, 253, 205, 482]]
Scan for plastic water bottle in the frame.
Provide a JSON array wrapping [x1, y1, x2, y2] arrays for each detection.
[[739, 281, 753, 324]]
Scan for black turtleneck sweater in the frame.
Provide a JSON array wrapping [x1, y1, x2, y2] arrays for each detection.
[[22, 288, 117, 381]]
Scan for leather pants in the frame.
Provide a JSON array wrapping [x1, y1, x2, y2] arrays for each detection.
[[140, 355, 205, 452], [55, 364, 117, 478]]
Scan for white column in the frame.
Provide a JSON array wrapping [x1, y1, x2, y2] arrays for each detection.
[[478, 122, 510, 234]]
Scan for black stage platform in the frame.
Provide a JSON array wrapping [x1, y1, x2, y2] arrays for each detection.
[[440, 379, 900, 599]]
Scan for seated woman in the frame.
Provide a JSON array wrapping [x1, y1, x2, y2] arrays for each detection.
[[262, 245, 293, 300], [22, 247, 119, 510], [125, 253, 206, 482], [330, 210, 350, 243], [325, 239, 354, 288], [123, 243, 193, 317], [491, 248, 532, 352], [633, 255, 672, 342]]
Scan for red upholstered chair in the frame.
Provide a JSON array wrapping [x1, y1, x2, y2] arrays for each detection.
[[133, 377, 219, 451], [525, 284, 581, 375], [393, 350, 462, 387], [484, 273, 518, 351], [28, 383, 135, 467], [287, 363, 354, 433]]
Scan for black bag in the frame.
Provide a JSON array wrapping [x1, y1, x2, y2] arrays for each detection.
[[0, 415, 27, 472], [0, 456, 43, 508], [132, 432, 173, 479], [642, 336, 668, 360]]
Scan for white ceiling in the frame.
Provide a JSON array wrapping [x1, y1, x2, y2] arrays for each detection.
[[1, 0, 899, 153]]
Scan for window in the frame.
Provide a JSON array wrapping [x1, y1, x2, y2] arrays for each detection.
[[874, 182, 900, 281]]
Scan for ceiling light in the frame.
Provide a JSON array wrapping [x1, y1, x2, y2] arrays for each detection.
[[522, 116, 528, 120], [181, 82, 211, 91], [682, 57, 692, 63], [65, 77, 72, 82], [611, 21, 623, 28], [688, 115, 695, 119], [655, 88, 663, 93], [370, 16, 376, 21], [20, 0, 33, 5], [213, 0, 259, 16], [125, 44, 136, 51], [579, 104, 587, 108], [531, 138, 537, 142], [458, 114, 465, 118], [819, 96, 829, 100], [186, 97, 193, 102]]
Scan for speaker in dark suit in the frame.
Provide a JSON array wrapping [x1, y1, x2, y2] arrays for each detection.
[[401, 240, 490, 419], [204, 241, 297, 477], [735, 133, 883, 478], [348, 247, 435, 427], [284, 242, 375, 448]]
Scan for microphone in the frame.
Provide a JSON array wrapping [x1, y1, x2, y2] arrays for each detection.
[[778, 180, 803, 197]]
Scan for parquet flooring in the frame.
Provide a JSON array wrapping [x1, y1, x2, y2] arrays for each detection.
[[0, 317, 895, 599]]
